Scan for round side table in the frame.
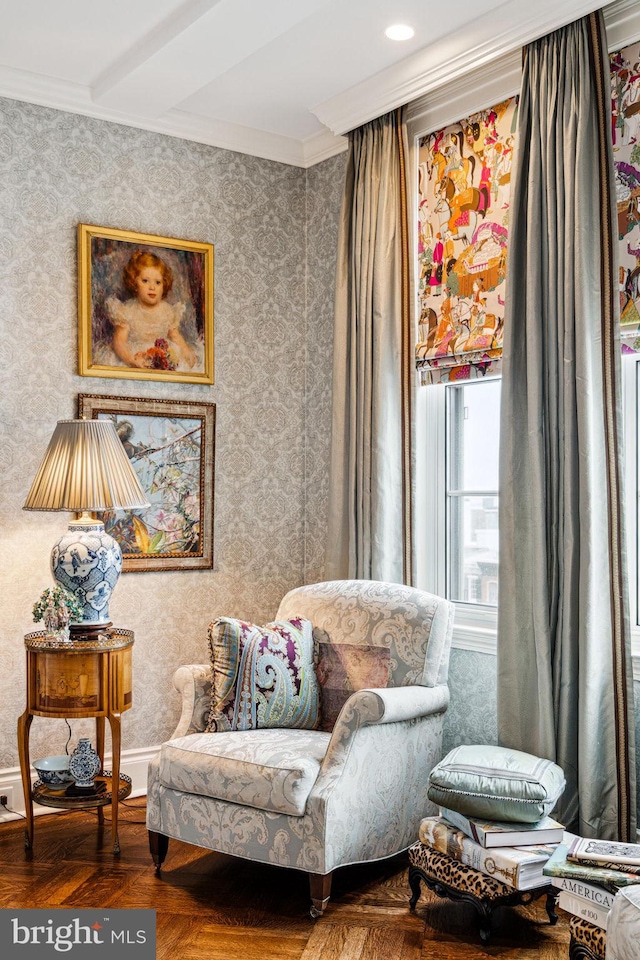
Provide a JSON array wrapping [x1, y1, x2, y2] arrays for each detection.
[[17, 628, 134, 854]]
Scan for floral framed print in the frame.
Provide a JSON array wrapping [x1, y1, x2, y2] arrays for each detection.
[[78, 224, 214, 384], [78, 394, 215, 572]]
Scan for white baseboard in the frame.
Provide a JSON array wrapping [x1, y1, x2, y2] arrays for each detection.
[[0, 745, 158, 823]]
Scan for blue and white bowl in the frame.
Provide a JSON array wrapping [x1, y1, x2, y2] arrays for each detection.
[[33, 756, 74, 787]]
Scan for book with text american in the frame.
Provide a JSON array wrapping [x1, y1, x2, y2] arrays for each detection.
[[558, 891, 609, 930], [543, 834, 640, 894], [418, 817, 555, 890], [568, 835, 640, 873], [439, 806, 564, 848], [549, 875, 616, 910]]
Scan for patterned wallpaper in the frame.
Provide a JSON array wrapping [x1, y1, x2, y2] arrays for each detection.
[[443, 649, 498, 754], [303, 155, 345, 584], [0, 96, 345, 767]]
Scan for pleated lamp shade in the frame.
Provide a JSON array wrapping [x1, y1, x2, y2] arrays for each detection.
[[24, 419, 149, 513], [24, 419, 149, 636]]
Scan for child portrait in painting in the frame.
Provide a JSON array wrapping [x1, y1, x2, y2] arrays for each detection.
[[99, 250, 197, 371]]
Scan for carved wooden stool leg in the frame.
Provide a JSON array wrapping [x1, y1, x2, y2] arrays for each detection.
[[545, 890, 559, 925], [407, 846, 558, 948], [408, 865, 423, 910]]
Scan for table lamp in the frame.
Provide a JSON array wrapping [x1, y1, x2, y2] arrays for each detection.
[[23, 418, 149, 635]]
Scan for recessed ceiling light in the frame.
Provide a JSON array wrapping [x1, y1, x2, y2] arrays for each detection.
[[385, 24, 415, 42]]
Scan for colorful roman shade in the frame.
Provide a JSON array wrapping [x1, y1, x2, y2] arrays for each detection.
[[415, 97, 518, 385], [612, 42, 640, 353]]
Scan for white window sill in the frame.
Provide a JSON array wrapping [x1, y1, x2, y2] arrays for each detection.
[[451, 616, 640, 683], [453, 612, 640, 684], [451, 603, 497, 655]]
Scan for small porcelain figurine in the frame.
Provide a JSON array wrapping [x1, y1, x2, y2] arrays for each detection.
[[32, 586, 83, 642]]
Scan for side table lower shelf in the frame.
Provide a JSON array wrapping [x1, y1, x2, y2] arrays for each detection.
[[29, 772, 132, 854]]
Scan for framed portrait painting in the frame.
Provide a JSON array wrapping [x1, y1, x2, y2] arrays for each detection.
[[78, 224, 214, 384], [78, 394, 215, 572]]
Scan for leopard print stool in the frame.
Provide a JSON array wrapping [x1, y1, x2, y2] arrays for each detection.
[[408, 840, 559, 945], [568, 916, 606, 960]]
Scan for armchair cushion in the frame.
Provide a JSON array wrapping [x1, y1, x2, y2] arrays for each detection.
[[206, 616, 320, 733], [158, 729, 331, 817]]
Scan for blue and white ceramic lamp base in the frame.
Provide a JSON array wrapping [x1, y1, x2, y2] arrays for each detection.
[[51, 518, 122, 630]]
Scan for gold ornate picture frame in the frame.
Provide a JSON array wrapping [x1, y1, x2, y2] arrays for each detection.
[[78, 224, 214, 384], [78, 394, 215, 572]]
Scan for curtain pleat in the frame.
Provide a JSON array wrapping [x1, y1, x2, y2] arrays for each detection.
[[326, 108, 413, 583], [497, 11, 636, 840]]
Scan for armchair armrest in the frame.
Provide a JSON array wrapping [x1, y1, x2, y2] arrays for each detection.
[[171, 663, 212, 738], [331, 684, 449, 737], [318, 683, 449, 777], [308, 683, 450, 814]]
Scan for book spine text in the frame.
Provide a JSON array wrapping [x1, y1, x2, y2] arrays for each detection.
[[558, 892, 609, 930]]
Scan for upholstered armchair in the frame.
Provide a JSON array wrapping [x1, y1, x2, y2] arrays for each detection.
[[146, 579, 454, 916]]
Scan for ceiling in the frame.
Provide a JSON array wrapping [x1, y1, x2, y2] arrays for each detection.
[[0, 0, 625, 167]]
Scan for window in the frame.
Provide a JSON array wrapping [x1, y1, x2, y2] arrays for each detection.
[[446, 380, 501, 606], [622, 354, 640, 659], [416, 377, 501, 651]]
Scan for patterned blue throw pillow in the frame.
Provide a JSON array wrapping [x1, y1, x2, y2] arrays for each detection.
[[206, 616, 320, 732]]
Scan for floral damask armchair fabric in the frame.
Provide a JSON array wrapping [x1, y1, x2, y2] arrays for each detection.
[[146, 579, 454, 916]]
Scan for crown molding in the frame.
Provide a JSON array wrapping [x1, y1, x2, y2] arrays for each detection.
[[0, 0, 638, 168], [313, 0, 634, 137], [606, 0, 640, 50], [406, 49, 522, 141], [406, 0, 640, 140], [0, 61, 347, 169], [0, 63, 318, 167], [302, 128, 348, 167]]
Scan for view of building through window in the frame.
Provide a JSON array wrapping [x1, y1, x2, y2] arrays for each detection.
[[446, 379, 501, 605]]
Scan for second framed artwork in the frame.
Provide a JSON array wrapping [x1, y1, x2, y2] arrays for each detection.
[[78, 224, 214, 384], [78, 394, 215, 572]]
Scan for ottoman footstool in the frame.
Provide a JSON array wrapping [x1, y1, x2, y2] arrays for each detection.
[[568, 916, 605, 960], [408, 840, 559, 945]]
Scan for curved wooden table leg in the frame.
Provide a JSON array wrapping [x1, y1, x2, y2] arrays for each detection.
[[95, 716, 105, 827], [17, 709, 34, 851], [106, 712, 122, 854]]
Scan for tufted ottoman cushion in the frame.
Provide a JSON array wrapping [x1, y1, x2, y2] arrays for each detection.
[[569, 915, 606, 959], [606, 885, 640, 960], [408, 840, 557, 944]]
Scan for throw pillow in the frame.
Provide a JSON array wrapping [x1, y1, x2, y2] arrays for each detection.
[[314, 633, 391, 731], [206, 616, 320, 733], [427, 744, 566, 823]]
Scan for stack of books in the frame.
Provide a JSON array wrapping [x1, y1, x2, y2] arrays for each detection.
[[419, 807, 564, 891], [543, 834, 640, 930]]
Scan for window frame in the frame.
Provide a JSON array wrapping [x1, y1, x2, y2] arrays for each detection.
[[445, 380, 500, 606], [415, 381, 498, 655], [622, 354, 640, 672], [409, 80, 513, 657]]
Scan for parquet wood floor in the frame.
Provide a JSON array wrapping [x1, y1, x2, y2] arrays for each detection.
[[0, 799, 572, 959]]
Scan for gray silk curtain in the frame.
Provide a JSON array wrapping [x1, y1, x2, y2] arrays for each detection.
[[326, 108, 413, 583], [498, 12, 636, 840]]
